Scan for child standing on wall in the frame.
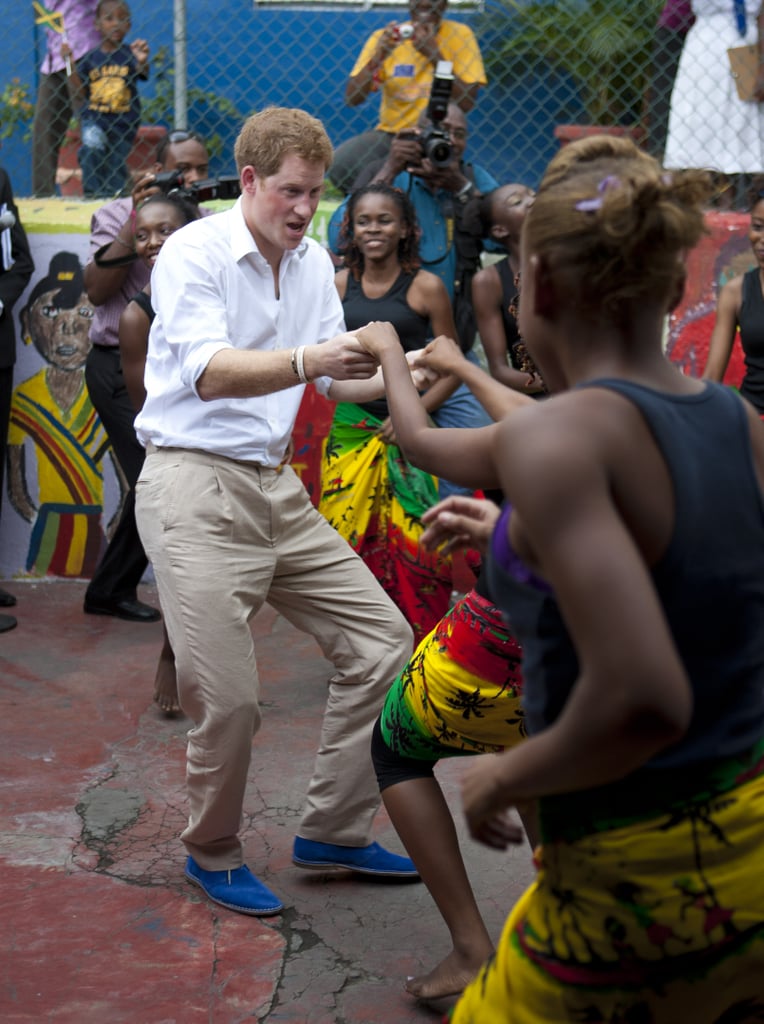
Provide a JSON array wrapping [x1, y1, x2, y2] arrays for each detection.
[[62, 0, 150, 198]]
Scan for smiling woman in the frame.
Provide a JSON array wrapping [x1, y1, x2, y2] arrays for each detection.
[[703, 174, 764, 412], [318, 180, 458, 644], [116, 190, 200, 716], [119, 192, 199, 413]]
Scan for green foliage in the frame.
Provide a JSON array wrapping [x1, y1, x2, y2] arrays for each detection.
[[0, 78, 35, 143], [140, 46, 242, 159], [481, 0, 664, 126]]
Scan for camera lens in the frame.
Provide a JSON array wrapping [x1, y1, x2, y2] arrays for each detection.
[[424, 133, 452, 167]]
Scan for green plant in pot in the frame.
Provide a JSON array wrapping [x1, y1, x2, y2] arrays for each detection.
[[479, 0, 664, 142]]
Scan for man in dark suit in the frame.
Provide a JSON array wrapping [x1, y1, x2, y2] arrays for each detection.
[[0, 167, 35, 632]]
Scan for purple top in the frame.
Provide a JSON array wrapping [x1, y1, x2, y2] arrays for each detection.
[[85, 198, 212, 347], [491, 503, 551, 593], [39, 0, 101, 75], [86, 196, 149, 348], [658, 0, 695, 33]]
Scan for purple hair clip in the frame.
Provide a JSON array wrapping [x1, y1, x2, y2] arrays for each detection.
[[575, 174, 621, 212]]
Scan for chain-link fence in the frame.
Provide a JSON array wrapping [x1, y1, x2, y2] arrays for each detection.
[[0, 0, 760, 581], [1, 1, 762, 203]]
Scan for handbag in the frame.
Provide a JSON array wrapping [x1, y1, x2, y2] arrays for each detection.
[[727, 43, 760, 102]]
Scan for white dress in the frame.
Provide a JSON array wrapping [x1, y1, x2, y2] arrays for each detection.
[[664, 0, 764, 172]]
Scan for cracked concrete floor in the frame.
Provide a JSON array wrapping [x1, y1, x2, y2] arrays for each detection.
[[0, 579, 535, 1024]]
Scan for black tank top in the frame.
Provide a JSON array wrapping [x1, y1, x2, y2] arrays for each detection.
[[495, 257, 522, 369], [129, 289, 154, 322], [486, 380, 764, 775], [342, 270, 430, 420], [738, 268, 764, 413]]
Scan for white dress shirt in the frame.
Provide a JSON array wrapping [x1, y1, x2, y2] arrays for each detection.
[[135, 198, 342, 465]]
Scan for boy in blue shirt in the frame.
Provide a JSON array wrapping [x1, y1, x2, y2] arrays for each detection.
[[63, 0, 150, 197]]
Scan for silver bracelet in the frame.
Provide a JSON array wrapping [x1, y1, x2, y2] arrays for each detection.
[[295, 345, 310, 383]]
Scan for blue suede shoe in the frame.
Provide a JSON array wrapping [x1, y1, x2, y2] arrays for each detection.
[[292, 838, 420, 878], [185, 856, 284, 916]]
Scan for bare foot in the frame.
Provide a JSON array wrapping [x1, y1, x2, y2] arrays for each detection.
[[405, 946, 491, 1001], [153, 632, 180, 716]]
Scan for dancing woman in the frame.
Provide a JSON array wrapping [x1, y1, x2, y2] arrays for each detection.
[[410, 136, 764, 1022]]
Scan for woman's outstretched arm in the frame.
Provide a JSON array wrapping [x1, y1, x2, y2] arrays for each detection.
[[356, 321, 507, 490]]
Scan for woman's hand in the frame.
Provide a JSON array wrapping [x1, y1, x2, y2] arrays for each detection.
[[376, 415, 397, 444], [416, 334, 465, 377], [406, 348, 440, 390], [355, 320, 401, 359], [420, 494, 501, 555], [523, 371, 546, 394], [461, 754, 525, 850]]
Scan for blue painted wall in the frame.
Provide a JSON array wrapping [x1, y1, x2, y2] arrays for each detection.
[[1, 0, 578, 196]]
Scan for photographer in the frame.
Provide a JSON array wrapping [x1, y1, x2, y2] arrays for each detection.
[[328, 102, 500, 498], [81, 128, 210, 625], [330, 0, 486, 194], [330, 103, 497, 336]]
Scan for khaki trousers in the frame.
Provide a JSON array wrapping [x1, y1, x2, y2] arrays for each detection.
[[136, 446, 413, 870]]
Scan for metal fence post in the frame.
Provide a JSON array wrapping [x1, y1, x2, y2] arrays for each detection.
[[173, 0, 187, 130]]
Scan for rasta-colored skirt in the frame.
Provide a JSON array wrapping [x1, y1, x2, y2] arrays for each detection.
[[318, 402, 452, 645], [380, 587, 525, 759], [450, 740, 764, 1024]]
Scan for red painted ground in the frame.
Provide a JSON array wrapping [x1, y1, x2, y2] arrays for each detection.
[[0, 579, 534, 1024]]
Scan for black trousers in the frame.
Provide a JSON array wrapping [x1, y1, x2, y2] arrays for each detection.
[[0, 365, 12, 511], [84, 345, 148, 602]]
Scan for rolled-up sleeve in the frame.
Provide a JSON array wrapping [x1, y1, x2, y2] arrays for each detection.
[[150, 229, 235, 395]]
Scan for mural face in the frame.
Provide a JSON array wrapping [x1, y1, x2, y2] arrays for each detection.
[[23, 288, 94, 372]]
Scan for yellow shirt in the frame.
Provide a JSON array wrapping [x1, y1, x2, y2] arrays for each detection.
[[350, 20, 487, 134]]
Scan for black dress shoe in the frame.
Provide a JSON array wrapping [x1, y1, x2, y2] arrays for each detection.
[[83, 597, 161, 622], [0, 613, 17, 633], [0, 587, 17, 607]]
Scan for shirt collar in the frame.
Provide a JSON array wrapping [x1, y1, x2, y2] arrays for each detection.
[[229, 197, 310, 268]]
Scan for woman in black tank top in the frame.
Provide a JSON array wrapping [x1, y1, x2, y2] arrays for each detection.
[[471, 184, 545, 397], [704, 177, 764, 413], [359, 138, 764, 1022], [119, 193, 198, 413], [117, 192, 198, 716], [319, 182, 461, 646]]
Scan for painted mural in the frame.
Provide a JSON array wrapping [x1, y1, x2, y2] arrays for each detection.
[[666, 211, 752, 386], [8, 250, 115, 577], [1, 213, 123, 581]]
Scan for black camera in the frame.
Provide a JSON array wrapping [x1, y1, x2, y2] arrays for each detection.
[[421, 60, 455, 168], [154, 170, 241, 204]]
